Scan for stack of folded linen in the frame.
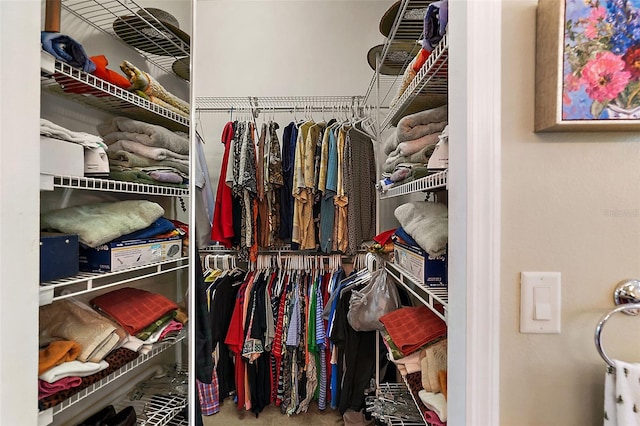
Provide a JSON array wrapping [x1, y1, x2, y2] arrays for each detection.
[[37, 289, 187, 409], [378, 105, 448, 191], [97, 117, 189, 188]]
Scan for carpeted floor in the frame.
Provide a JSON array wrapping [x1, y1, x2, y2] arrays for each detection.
[[202, 397, 344, 425]]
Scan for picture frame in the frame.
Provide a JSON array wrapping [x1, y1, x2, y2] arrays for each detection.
[[535, 0, 640, 132]]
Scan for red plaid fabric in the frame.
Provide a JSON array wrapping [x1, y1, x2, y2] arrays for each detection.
[[197, 369, 220, 415], [90, 287, 178, 335], [379, 306, 446, 357]]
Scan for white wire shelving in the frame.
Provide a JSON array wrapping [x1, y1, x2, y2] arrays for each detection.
[[386, 261, 448, 323], [40, 175, 189, 197], [38, 333, 186, 420], [367, 382, 427, 425], [41, 56, 189, 132], [380, 170, 447, 199], [59, 0, 190, 79], [363, 0, 448, 131], [39, 257, 188, 306]]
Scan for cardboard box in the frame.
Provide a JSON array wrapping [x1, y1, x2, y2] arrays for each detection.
[[79, 236, 183, 273], [40, 136, 85, 177], [40, 232, 79, 282], [393, 241, 447, 288]]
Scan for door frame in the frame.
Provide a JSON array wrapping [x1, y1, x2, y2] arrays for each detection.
[[448, 1, 502, 424]]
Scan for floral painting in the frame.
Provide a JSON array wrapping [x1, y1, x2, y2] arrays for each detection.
[[563, 0, 640, 120]]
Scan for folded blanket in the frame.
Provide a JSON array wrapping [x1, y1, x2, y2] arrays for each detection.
[[383, 131, 400, 156], [382, 143, 437, 173], [112, 217, 176, 242], [90, 287, 179, 336], [41, 200, 164, 248], [107, 139, 189, 161], [394, 201, 448, 256], [379, 306, 447, 357], [40, 118, 105, 149], [149, 170, 184, 184], [41, 32, 95, 73], [109, 166, 187, 188], [391, 166, 431, 187], [38, 377, 82, 400], [418, 391, 447, 422], [38, 348, 139, 409], [397, 105, 449, 142], [39, 299, 124, 363], [107, 150, 189, 175], [39, 360, 109, 384], [97, 117, 189, 154], [39, 340, 81, 375], [398, 132, 440, 156]]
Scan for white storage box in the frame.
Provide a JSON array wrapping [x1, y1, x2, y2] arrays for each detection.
[[79, 236, 183, 273], [40, 136, 85, 177]]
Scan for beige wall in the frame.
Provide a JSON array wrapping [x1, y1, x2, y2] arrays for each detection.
[[501, 2, 640, 425]]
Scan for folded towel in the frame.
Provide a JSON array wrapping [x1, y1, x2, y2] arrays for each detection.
[[388, 347, 425, 376], [379, 306, 447, 357], [398, 132, 440, 156], [397, 105, 449, 142], [41, 200, 164, 248], [423, 0, 449, 51], [107, 139, 189, 161], [38, 376, 83, 399], [41, 32, 95, 73], [390, 167, 411, 182], [394, 201, 448, 256], [148, 170, 184, 184], [90, 55, 130, 89], [109, 166, 187, 188], [112, 217, 176, 242], [421, 338, 447, 392], [418, 390, 448, 422], [107, 150, 189, 175], [39, 340, 81, 375], [604, 360, 640, 426], [40, 118, 105, 149], [39, 299, 123, 363], [39, 360, 109, 384], [97, 117, 189, 154], [90, 287, 179, 336]]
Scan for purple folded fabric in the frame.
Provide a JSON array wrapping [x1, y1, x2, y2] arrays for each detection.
[[149, 171, 184, 184], [38, 377, 82, 399]]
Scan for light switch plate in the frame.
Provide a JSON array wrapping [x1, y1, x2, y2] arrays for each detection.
[[520, 271, 561, 333]]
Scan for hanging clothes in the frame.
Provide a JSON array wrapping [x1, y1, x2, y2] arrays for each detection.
[[211, 122, 235, 247]]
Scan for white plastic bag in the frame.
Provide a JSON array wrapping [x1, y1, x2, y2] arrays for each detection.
[[348, 268, 400, 331]]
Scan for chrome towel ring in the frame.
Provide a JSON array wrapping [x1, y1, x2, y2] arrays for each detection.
[[594, 279, 640, 368], [594, 302, 640, 368]]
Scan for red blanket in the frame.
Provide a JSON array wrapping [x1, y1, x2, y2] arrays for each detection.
[[379, 305, 446, 357], [90, 287, 178, 335]]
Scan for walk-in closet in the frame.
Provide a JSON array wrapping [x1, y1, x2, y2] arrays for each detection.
[[0, 0, 504, 425]]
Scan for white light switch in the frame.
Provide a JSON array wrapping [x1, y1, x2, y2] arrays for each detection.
[[520, 272, 561, 333]]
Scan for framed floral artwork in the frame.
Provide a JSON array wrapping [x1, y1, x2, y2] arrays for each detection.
[[535, 0, 640, 131]]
